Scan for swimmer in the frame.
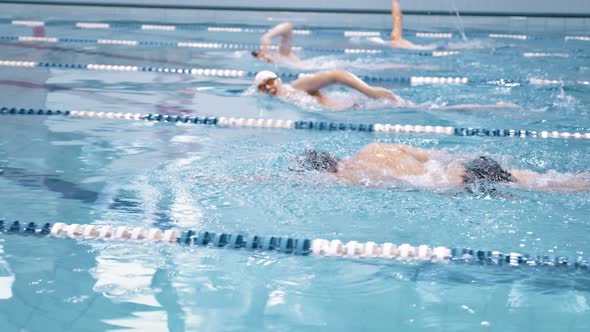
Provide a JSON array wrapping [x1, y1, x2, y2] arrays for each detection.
[[387, 0, 437, 50], [254, 70, 518, 111], [251, 22, 443, 70], [251, 22, 300, 64], [383, 0, 488, 50], [254, 69, 397, 110], [289, 143, 590, 193]]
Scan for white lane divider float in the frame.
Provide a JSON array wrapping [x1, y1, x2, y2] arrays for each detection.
[[11, 20, 44, 27], [416, 32, 453, 39], [565, 36, 590, 42], [17, 36, 58, 43], [523, 52, 570, 58], [76, 22, 110, 29], [96, 39, 139, 46], [344, 31, 381, 37], [489, 33, 528, 40], [141, 24, 177, 31]]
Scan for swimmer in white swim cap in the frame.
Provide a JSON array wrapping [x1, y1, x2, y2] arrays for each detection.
[[254, 69, 397, 109], [254, 70, 281, 95], [254, 69, 518, 111]]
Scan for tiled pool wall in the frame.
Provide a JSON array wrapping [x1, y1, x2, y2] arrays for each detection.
[[0, 0, 589, 33]]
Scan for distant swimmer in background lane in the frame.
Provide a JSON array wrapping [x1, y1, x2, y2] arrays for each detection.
[[386, 0, 438, 50], [366, 0, 486, 50], [250, 22, 440, 71], [251, 22, 300, 64], [254, 70, 518, 111]]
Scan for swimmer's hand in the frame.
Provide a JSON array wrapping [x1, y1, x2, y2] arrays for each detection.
[[369, 87, 398, 101]]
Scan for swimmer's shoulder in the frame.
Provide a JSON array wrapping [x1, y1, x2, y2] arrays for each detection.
[[358, 142, 402, 154]]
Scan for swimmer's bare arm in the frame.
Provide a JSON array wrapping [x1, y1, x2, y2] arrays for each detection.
[[387, 0, 438, 50], [291, 70, 398, 100], [391, 0, 403, 41], [509, 169, 590, 192], [260, 22, 294, 56]]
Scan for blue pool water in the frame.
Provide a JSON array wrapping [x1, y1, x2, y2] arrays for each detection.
[[0, 14, 589, 332]]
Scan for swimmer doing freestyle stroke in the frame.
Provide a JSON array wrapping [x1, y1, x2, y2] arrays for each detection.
[[367, 0, 486, 50], [385, 0, 438, 50], [289, 143, 590, 193], [254, 70, 517, 111], [250, 22, 438, 70]]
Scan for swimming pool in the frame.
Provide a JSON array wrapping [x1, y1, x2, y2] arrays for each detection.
[[0, 10, 590, 332]]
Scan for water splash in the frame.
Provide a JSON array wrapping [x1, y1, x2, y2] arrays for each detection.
[[450, 0, 468, 41]]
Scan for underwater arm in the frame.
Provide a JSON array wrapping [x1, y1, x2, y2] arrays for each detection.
[[510, 169, 590, 192], [0, 166, 100, 203]]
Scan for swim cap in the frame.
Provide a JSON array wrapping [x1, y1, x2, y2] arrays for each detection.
[[463, 156, 514, 184], [288, 150, 340, 173], [254, 70, 278, 86]]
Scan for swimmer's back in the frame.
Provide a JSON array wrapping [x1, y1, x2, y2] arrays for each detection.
[[337, 143, 429, 184]]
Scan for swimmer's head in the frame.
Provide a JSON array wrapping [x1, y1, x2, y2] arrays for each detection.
[[463, 156, 514, 184], [251, 50, 274, 63], [463, 156, 515, 194], [288, 149, 340, 173], [255, 70, 282, 95]]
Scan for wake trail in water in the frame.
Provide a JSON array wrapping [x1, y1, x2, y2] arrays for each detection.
[[232, 51, 439, 71], [362, 36, 494, 51]]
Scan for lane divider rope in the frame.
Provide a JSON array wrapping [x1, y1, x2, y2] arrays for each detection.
[[6, 19, 589, 42], [6, 34, 585, 60], [1, 107, 589, 140], [1, 58, 588, 87], [0, 220, 587, 270], [7, 32, 590, 64], [0, 59, 248, 77], [6, 19, 455, 39], [0, 34, 449, 57]]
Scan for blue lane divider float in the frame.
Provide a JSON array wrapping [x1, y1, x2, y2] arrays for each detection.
[[0, 34, 455, 57], [0, 219, 588, 270], [1, 59, 589, 87], [1, 107, 589, 140], [5, 19, 590, 42]]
